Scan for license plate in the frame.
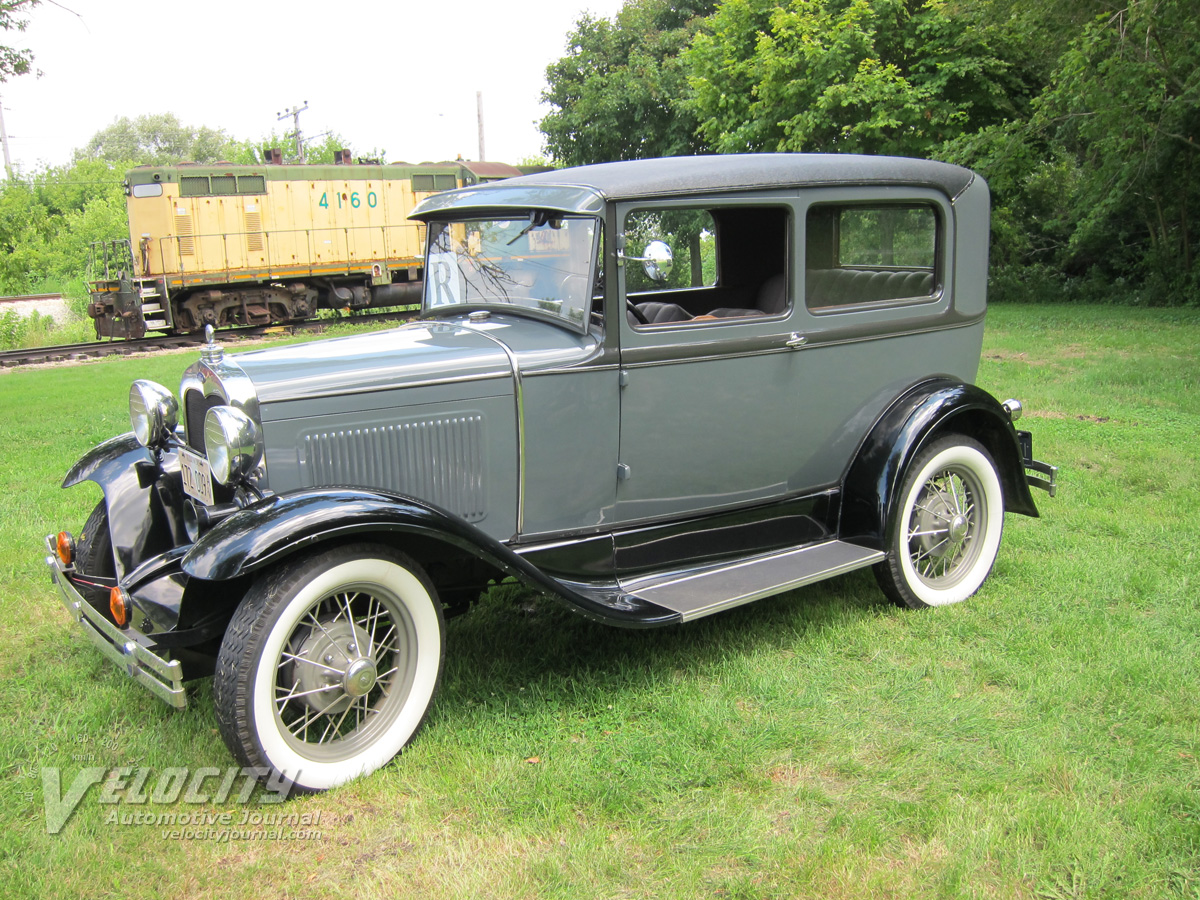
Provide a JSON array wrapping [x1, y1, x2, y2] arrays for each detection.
[[179, 448, 215, 506]]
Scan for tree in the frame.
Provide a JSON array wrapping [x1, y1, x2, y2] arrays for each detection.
[[540, 0, 718, 166], [246, 130, 382, 166], [74, 113, 250, 166], [685, 0, 1038, 157], [0, 0, 38, 83], [1034, 0, 1199, 285]]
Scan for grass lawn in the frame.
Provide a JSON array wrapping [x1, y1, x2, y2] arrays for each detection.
[[0, 304, 1197, 898]]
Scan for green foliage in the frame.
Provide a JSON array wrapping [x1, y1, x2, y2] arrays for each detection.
[[0, 0, 38, 83], [249, 130, 381, 166], [0, 159, 128, 295], [541, 0, 1198, 304], [1036, 0, 1199, 285], [686, 0, 1037, 155], [540, 0, 718, 166], [0, 308, 55, 349], [74, 112, 250, 167]]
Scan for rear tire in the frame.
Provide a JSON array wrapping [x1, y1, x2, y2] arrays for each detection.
[[875, 435, 1004, 609], [213, 543, 445, 792]]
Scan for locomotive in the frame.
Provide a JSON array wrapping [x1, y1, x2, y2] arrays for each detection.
[[87, 157, 527, 338]]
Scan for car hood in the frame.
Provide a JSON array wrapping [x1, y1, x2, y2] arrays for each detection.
[[230, 316, 600, 405]]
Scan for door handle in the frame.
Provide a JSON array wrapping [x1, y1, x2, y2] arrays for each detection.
[[786, 332, 808, 349]]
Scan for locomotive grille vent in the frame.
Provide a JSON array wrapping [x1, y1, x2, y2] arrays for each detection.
[[174, 214, 195, 256], [245, 211, 264, 252], [303, 416, 487, 522]]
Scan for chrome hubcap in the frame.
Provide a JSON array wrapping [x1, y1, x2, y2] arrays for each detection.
[[343, 657, 378, 698], [906, 468, 981, 586], [274, 589, 414, 756]]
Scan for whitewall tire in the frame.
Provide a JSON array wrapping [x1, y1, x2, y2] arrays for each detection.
[[214, 543, 444, 792], [875, 436, 1004, 609]]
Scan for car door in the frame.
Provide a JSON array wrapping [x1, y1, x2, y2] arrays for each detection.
[[613, 198, 819, 525]]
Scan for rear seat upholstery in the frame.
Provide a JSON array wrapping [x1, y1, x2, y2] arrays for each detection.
[[629, 268, 934, 325], [805, 268, 934, 308]]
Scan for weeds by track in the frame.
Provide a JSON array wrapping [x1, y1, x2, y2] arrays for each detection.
[[0, 310, 416, 368]]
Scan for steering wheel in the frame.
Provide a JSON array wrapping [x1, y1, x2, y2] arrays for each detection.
[[626, 299, 649, 325]]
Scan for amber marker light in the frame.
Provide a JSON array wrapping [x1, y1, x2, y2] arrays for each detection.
[[109, 587, 130, 627], [55, 531, 75, 566]]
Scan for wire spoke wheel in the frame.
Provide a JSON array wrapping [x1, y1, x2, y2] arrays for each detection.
[[214, 544, 444, 792], [273, 587, 416, 761], [875, 436, 1004, 609], [905, 468, 983, 587]]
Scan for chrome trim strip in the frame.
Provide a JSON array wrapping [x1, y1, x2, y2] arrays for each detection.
[[620, 318, 982, 369], [45, 537, 186, 709], [456, 325, 526, 535], [258, 370, 512, 405]]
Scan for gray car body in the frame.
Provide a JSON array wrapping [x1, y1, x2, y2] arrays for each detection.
[[50, 154, 1045, 692], [232, 154, 989, 541]]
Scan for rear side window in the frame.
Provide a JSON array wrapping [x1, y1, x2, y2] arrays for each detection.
[[805, 204, 939, 310]]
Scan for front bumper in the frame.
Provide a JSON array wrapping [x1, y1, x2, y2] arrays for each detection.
[[45, 536, 186, 709]]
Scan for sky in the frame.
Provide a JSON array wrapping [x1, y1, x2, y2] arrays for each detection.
[[0, 0, 629, 174]]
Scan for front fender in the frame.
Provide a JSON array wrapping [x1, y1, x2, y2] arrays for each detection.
[[840, 379, 1038, 549], [182, 487, 681, 629], [64, 433, 191, 579]]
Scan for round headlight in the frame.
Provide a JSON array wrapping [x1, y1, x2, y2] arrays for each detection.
[[129, 380, 179, 447], [203, 406, 262, 485]]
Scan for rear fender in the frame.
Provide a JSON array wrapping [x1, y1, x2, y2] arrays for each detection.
[[840, 379, 1038, 549]]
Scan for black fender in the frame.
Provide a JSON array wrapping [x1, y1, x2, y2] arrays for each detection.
[[840, 378, 1039, 550], [63, 433, 191, 580], [181, 487, 681, 629]]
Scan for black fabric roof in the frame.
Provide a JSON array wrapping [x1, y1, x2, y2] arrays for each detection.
[[503, 154, 975, 201]]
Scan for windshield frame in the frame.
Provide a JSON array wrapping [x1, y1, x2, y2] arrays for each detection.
[[420, 212, 603, 335]]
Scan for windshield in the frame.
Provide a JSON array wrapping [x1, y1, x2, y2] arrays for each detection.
[[424, 215, 599, 327]]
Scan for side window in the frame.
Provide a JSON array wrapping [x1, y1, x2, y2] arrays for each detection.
[[623, 205, 791, 325], [624, 209, 716, 295], [805, 204, 939, 311]]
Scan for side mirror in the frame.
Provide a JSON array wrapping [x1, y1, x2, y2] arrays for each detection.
[[640, 240, 674, 282]]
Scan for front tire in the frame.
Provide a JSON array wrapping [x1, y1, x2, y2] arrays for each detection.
[[875, 435, 1004, 609], [213, 543, 445, 792]]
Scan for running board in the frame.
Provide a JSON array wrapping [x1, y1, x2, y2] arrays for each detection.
[[619, 541, 885, 622]]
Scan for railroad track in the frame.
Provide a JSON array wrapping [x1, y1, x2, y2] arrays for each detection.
[[0, 310, 417, 369]]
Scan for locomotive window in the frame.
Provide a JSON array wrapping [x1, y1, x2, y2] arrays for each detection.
[[412, 174, 458, 192], [180, 176, 210, 197], [131, 183, 163, 198], [211, 176, 237, 195]]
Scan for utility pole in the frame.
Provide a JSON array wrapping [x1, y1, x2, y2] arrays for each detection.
[[477, 91, 485, 162], [0, 97, 13, 179], [276, 101, 310, 163]]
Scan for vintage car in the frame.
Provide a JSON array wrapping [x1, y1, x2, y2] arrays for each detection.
[[45, 154, 1056, 792]]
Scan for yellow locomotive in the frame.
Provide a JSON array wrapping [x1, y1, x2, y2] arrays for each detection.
[[88, 157, 525, 337]]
